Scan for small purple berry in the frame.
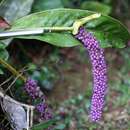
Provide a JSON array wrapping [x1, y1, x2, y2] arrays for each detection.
[[75, 27, 108, 122], [24, 78, 39, 99], [36, 102, 47, 113], [24, 78, 53, 121], [36, 101, 53, 120]]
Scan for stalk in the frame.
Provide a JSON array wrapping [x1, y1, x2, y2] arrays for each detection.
[[0, 58, 26, 82]]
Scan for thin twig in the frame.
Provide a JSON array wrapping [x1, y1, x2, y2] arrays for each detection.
[[0, 58, 26, 82], [0, 116, 6, 124], [4, 122, 10, 128], [5, 71, 25, 93], [0, 76, 13, 87], [4, 66, 31, 94]]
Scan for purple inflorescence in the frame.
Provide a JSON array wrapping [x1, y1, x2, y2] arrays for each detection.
[[24, 78, 39, 99], [24, 78, 53, 120], [75, 27, 108, 122], [36, 99, 53, 120]]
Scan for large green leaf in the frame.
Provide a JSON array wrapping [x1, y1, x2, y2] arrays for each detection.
[[8, 9, 130, 48]]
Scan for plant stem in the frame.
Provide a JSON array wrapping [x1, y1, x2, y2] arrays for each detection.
[[72, 13, 101, 35], [43, 26, 73, 31], [0, 58, 26, 82]]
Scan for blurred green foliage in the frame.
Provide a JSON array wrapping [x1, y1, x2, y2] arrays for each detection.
[[28, 64, 60, 90], [32, 0, 63, 12], [81, 1, 111, 14]]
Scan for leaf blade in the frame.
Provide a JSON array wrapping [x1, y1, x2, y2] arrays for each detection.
[[7, 9, 130, 48]]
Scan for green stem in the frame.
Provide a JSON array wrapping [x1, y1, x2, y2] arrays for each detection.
[[72, 13, 101, 35], [36, 14, 101, 34], [0, 58, 26, 82], [43, 26, 73, 31], [41, 13, 101, 34]]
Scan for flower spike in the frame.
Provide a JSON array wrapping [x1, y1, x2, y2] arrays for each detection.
[[75, 27, 107, 122]]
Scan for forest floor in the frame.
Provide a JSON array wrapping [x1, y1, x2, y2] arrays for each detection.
[[0, 42, 130, 130], [48, 47, 130, 130]]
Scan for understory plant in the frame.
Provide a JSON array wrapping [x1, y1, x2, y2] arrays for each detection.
[[0, 7, 130, 130]]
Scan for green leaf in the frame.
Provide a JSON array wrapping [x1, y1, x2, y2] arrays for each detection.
[[0, 43, 9, 74], [32, 0, 64, 12], [0, 48, 9, 60], [31, 119, 56, 130], [0, 68, 4, 74], [17, 33, 80, 47], [0, 43, 9, 60], [0, 43, 8, 49], [54, 124, 66, 130], [8, 9, 130, 48], [81, 1, 112, 15]]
